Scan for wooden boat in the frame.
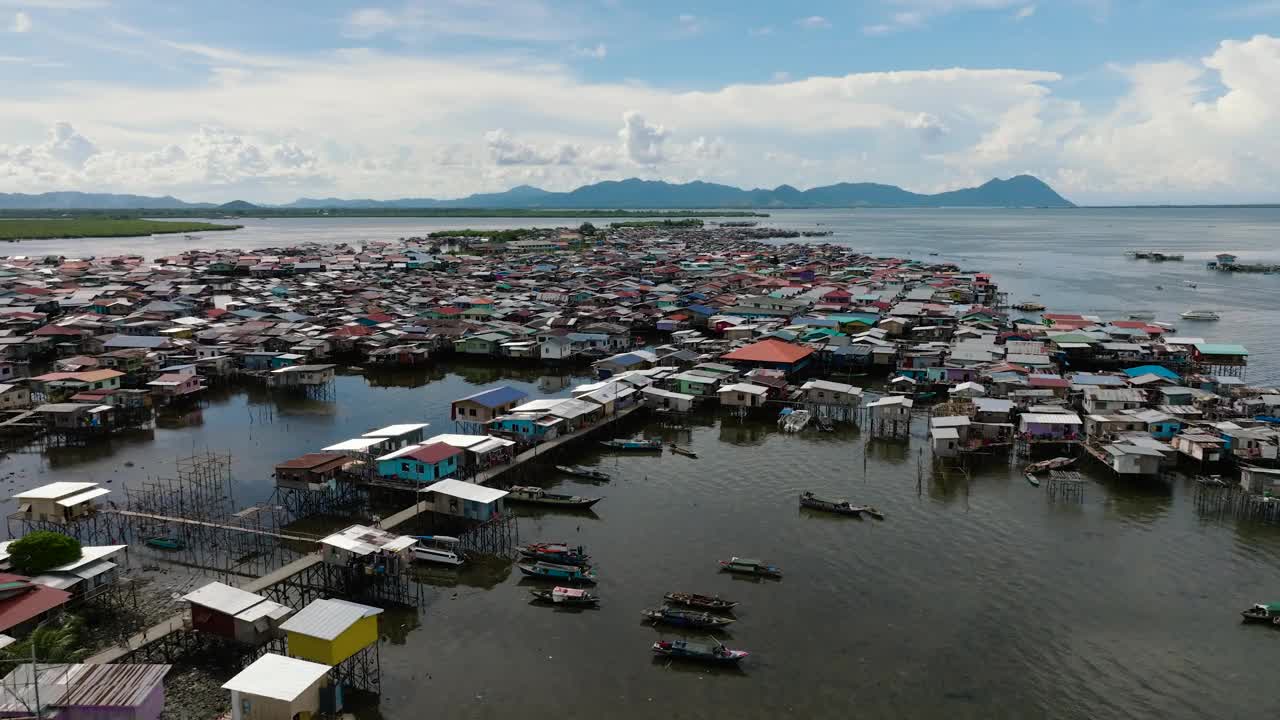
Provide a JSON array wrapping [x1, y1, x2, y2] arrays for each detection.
[[719, 557, 782, 578], [600, 438, 663, 451], [144, 537, 183, 551], [506, 486, 601, 509], [1012, 301, 1045, 312], [517, 561, 597, 585], [1024, 457, 1075, 474], [663, 592, 738, 612], [651, 639, 748, 664], [519, 542, 590, 566], [669, 444, 698, 458], [1240, 602, 1280, 623], [1025, 472, 1042, 488], [555, 465, 611, 481], [799, 491, 863, 516], [530, 586, 599, 606], [854, 505, 886, 520], [642, 606, 735, 629]]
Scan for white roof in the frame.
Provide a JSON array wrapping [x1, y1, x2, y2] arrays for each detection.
[[801, 380, 861, 394], [1020, 413, 1083, 425], [182, 582, 269, 616], [279, 598, 381, 641], [12, 482, 99, 500], [931, 428, 960, 440], [223, 654, 332, 702], [321, 437, 386, 452], [719, 383, 770, 395], [422, 433, 491, 449], [320, 525, 417, 556], [362, 423, 428, 438], [232, 599, 293, 624], [422, 478, 509, 504], [471, 437, 515, 453], [866, 396, 913, 408], [55, 487, 111, 507], [930, 416, 971, 428], [49, 545, 127, 573], [375, 444, 422, 461], [641, 387, 695, 401]]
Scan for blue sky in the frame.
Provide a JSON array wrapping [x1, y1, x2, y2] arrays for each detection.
[[2, 0, 1279, 203]]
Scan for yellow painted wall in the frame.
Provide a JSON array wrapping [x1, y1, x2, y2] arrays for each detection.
[[288, 614, 378, 665]]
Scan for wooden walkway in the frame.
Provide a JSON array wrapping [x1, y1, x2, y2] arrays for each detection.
[[105, 509, 321, 543], [85, 404, 642, 664]]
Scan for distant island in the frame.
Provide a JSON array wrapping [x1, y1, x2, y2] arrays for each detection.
[[0, 175, 1075, 212]]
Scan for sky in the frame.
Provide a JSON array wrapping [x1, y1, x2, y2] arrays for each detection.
[[2, 1, 1279, 205]]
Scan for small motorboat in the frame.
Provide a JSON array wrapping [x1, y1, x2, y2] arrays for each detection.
[[1025, 472, 1042, 488], [555, 465, 612, 481], [669, 444, 698, 458], [1127, 311, 1156, 320], [799, 491, 863, 516], [412, 536, 465, 567], [519, 542, 590, 566], [855, 505, 886, 520], [144, 537, 183, 551], [1025, 457, 1076, 474], [719, 557, 782, 578], [506, 486, 601, 509], [517, 561, 598, 585], [663, 592, 738, 612], [1012, 301, 1045, 312], [530, 586, 599, 606], [651, 639, 749, 664], [600, 439, 663, 451], [1241, 602, 1280, 623], [642, 606, 735, 629], [1180, 309, 1219, 321]]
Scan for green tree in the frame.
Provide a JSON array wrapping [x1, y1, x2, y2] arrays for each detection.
[[1, 616, 87, 664], [578, 222, 596, 235], [7, 532, 81, 575]]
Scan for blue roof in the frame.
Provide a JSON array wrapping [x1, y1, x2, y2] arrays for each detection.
[[456, 385, 528, 408], [685, 304, 715, 316], [1195, 343, 1249, 356], [1069, 372, 1128, 386], [1123, 365, 1180, 381]]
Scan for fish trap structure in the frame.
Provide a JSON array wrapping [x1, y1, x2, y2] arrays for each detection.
[[1046, 470, 1087, 501], [1194, 478, 1280, 525], [116, 452, 315, 583]]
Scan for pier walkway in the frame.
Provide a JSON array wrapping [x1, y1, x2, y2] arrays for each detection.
[[104, 509, 323, 543], [84, 404, 642, 665]]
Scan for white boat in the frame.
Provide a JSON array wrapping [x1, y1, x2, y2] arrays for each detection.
[[412, 535, 465, 566], [1127, 311, 1156, 320], [1179, 310, 1220, 321]]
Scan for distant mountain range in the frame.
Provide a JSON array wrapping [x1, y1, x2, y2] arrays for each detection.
[[0, 175, 1074, 210]]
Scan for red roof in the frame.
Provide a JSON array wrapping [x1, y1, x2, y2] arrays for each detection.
[[0, 574, 71, 633], [33, 325, 86, 337], [1029, 376, 1070, 388], [404, 442, 464, 464], [331, 324, 373, 337], [721, 338, 814, 365]]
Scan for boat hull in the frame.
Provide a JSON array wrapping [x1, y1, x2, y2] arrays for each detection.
[[643, 609, 734, 628], [663, 593, 738, 611]]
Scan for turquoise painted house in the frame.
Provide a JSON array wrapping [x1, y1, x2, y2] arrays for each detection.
[[376, 442, 463, 483]]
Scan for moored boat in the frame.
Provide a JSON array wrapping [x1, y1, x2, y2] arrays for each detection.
[[519, 542, 590, 566], [651, 639, 748, 663], [1025, 472, 1042, 487], [662, 592, 738, 612], [1012, 301, 1046, 311], [855, 505, 886, 520], [1025, 456, 1076, 474], [799, 491, 863, 516], [600, 438, 663, 451], [506, 486, 601, 509], [642, 606, 735, 629], [517, 561, 598, 585], [530, 586, 600, 606], [719, 557, 782, 578], [1241, 602, 1280, 623], [412, 536, 465, 567], [555, 465, 612, 481], [669, 444, 698, 458], [144, 537, 183, 551], [1180, 309, 1219, 321]]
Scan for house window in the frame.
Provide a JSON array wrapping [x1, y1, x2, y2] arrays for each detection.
[[241, 698, 251, 716], [737, 394, 745, 402], [400, 462, 410, 472], [416, 464, 425, 474], [469, 408, 477, 417]]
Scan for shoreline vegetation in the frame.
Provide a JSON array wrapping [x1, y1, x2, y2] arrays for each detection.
[[0, 218, 242, 241], [0, 208, 770, 221]]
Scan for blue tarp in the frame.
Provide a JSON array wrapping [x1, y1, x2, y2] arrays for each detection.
[[456, 385, 529, 408], [1123, 365, 1180, 381]]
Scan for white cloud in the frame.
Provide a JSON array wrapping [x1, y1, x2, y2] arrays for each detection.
[[0, 0, 106, 7], [618, 112, 668, 165], [1015, 4, 1037, 20], [905, 112, 949, 141], [484, 129, 580, 166], [748, 25, 774, 36], [572, 42, 607, 59], [676, 13, 703, 36], [796, 15, 832, 29], [1227, 1, 1280, 16], [688, 136, 727, 160], [9, 10, 31, 32], [343, 8, 397, 38], [341, 1, 588, 43], [772, 71, 791, 82]]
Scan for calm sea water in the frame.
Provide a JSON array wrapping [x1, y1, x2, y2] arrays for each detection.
[[4, 210, 1280, 719]]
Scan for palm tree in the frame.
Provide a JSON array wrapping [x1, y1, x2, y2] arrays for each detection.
[[2, 615, 87, 664]]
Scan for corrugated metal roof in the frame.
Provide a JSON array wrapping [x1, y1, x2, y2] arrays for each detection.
[[55, 487, 111, 507], [222, 654, 331, 701], [362, 423, 429, 438], [279, 598, 381, 641], [422, 478, 508, 504], [182, 581, 266, 615], [12, 482, 98, 500]]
